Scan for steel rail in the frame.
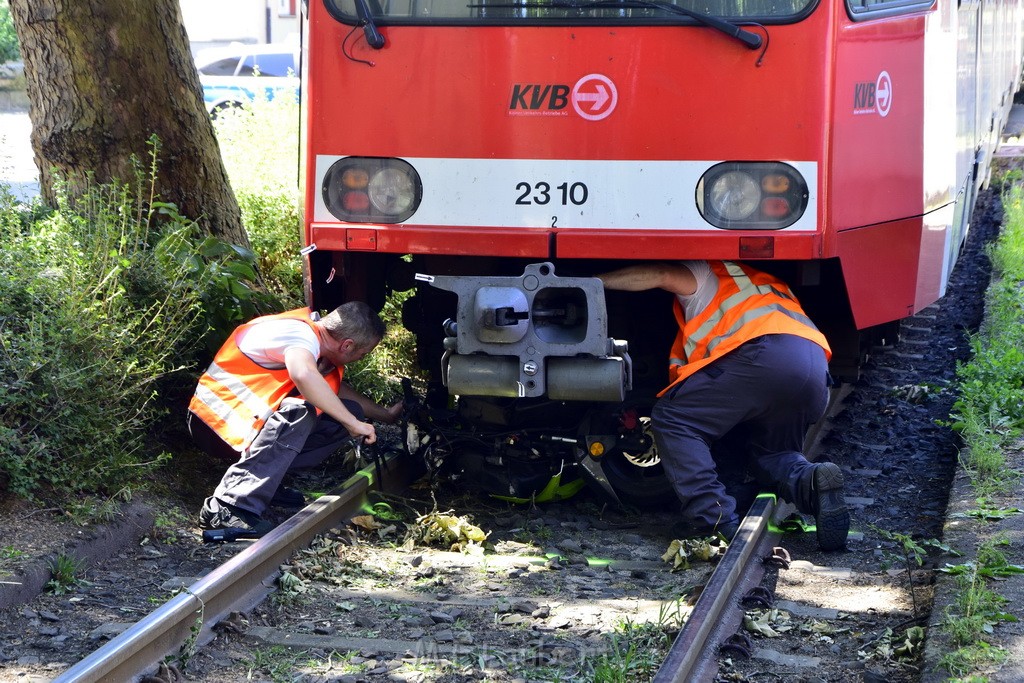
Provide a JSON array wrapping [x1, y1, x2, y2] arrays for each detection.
[[654, 495, 788, 683], [52, 450, 421, 683], [654, 385, 846, 682]]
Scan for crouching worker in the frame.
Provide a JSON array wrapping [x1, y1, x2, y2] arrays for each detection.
[[598, 260, 849, 551], [188, 301, 403, 538]]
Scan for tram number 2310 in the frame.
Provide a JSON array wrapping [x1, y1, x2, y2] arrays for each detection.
[[515, 181, 590, 206]]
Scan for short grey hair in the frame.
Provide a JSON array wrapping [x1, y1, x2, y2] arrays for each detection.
[[320, 302, 386, 349]]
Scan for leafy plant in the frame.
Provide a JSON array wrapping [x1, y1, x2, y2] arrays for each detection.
[[872, 527, 958, 614], [940, 537, 1024, 581], [589, 618, 672, 682], [246, 645, 308, 683], [0, 150, 200, 501], [211, 86, 303, 308], [0, 137, 271, 506], [45, 553, 85, 594], [956, 498, 1023, 522]]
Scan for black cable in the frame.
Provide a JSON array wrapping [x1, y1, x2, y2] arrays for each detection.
[[341, 24, 375, 67]]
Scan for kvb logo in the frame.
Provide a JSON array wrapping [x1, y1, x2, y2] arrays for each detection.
[[509, 74, 618, 121], [853, 71, 893, 117]]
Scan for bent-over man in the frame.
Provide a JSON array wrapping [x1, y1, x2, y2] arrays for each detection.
[[599, 260, 849, 551], [188, 301, 402, 537]]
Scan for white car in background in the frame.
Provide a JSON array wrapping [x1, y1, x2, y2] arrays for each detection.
[[195, 43, 299, 116]]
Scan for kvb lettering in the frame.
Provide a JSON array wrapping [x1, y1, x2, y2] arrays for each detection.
[[509, 84, 571, 111], [854, 82, 876, 110]]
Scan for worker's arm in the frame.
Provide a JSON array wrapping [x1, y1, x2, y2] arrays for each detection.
[[338, 382, 404, 424], [597, 262, 698, 297], [284, 347, 377, 443]]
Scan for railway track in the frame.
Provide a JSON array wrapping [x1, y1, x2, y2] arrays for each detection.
[[4, 191, 995, 683], [12, 332, 973, 683], [40, 358, 925, 683]]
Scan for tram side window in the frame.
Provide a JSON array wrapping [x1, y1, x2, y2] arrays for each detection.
[[846, 0, 934, 20]]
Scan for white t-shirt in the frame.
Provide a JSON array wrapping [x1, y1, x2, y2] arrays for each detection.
[[237, 319, 321, 370], [677, 260, 718, 321]]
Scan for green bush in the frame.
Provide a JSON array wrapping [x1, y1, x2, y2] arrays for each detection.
[[950, 181, 1024, 489], [0, 1, 19, 64], [0, 145, 265, 502]]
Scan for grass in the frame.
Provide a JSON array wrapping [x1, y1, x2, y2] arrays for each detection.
[[45, 553, 85, 594], [587, 618, 675, 682], [939, 171, 1024, 678], [950, 173, 1024, 493]]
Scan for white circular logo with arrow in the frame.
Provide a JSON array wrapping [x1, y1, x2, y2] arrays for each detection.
[[572, 74, 618, 121]]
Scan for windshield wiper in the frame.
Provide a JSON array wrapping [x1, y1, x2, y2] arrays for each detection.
[[470, 0, 763, 50], [354, 0, 385, 49]]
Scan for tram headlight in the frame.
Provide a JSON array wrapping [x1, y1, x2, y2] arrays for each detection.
[[368, 167, 416, 216], [323, 157, 422, 223], [697, 162, 809, 230], [707, 171, 759, 221]]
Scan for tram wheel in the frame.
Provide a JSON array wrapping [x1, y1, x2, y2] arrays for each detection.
[[597, 414, 677, 508]]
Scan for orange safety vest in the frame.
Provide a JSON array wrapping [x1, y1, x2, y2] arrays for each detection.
[[661, 261, 831, 396], [188, 308, 344, 451]]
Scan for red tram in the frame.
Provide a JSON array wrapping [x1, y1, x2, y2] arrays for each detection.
[[300, 0, 1023, 502]]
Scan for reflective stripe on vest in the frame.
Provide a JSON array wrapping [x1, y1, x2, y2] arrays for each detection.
[[187, 308, 343, 451], [662, 261, 830, 396]]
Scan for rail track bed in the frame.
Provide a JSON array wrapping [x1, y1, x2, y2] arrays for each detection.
[[0, 192, 1000, 682]]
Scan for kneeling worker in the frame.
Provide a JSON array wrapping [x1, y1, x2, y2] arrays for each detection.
[[188, 301, 403, 537], [598, 260, 849, 551]]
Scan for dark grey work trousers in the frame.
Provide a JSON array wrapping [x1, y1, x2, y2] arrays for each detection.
[[651, 334, 829, 529], [190, 397, 363, 516]]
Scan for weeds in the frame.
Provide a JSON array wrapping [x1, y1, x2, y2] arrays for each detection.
[[872, 527, 958, 614], [0, 544, 26, 574], [588, 618, 673, 682], [45, 553, 85, 594], [949, 182, 1024, 491], [0, 138, 270, 507], [246, 646, 307, 683], [936, 180, 1024, 678], [170, 588, 205, 673]]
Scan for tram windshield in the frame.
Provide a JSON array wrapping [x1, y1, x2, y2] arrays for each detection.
[[323, 0, 816, 25]]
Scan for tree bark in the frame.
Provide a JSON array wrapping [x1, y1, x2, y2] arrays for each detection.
[[7, 0, 248, 247]]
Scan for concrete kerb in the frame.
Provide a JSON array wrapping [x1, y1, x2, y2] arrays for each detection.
[[0, 501, 156, 612]]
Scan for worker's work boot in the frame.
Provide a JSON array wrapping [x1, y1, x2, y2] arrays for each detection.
[[799, 462, 850, 551], [198, 497, 274, 538]]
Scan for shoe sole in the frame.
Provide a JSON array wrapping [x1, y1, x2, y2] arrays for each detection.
[[814, 463, 850, 551]]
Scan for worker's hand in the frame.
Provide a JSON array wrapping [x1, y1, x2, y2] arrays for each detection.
[[348, 420, 377, 444], [382, 400, 404, 424]]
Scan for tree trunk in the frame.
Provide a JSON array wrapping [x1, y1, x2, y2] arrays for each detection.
[[7, 0, 247, 247]]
